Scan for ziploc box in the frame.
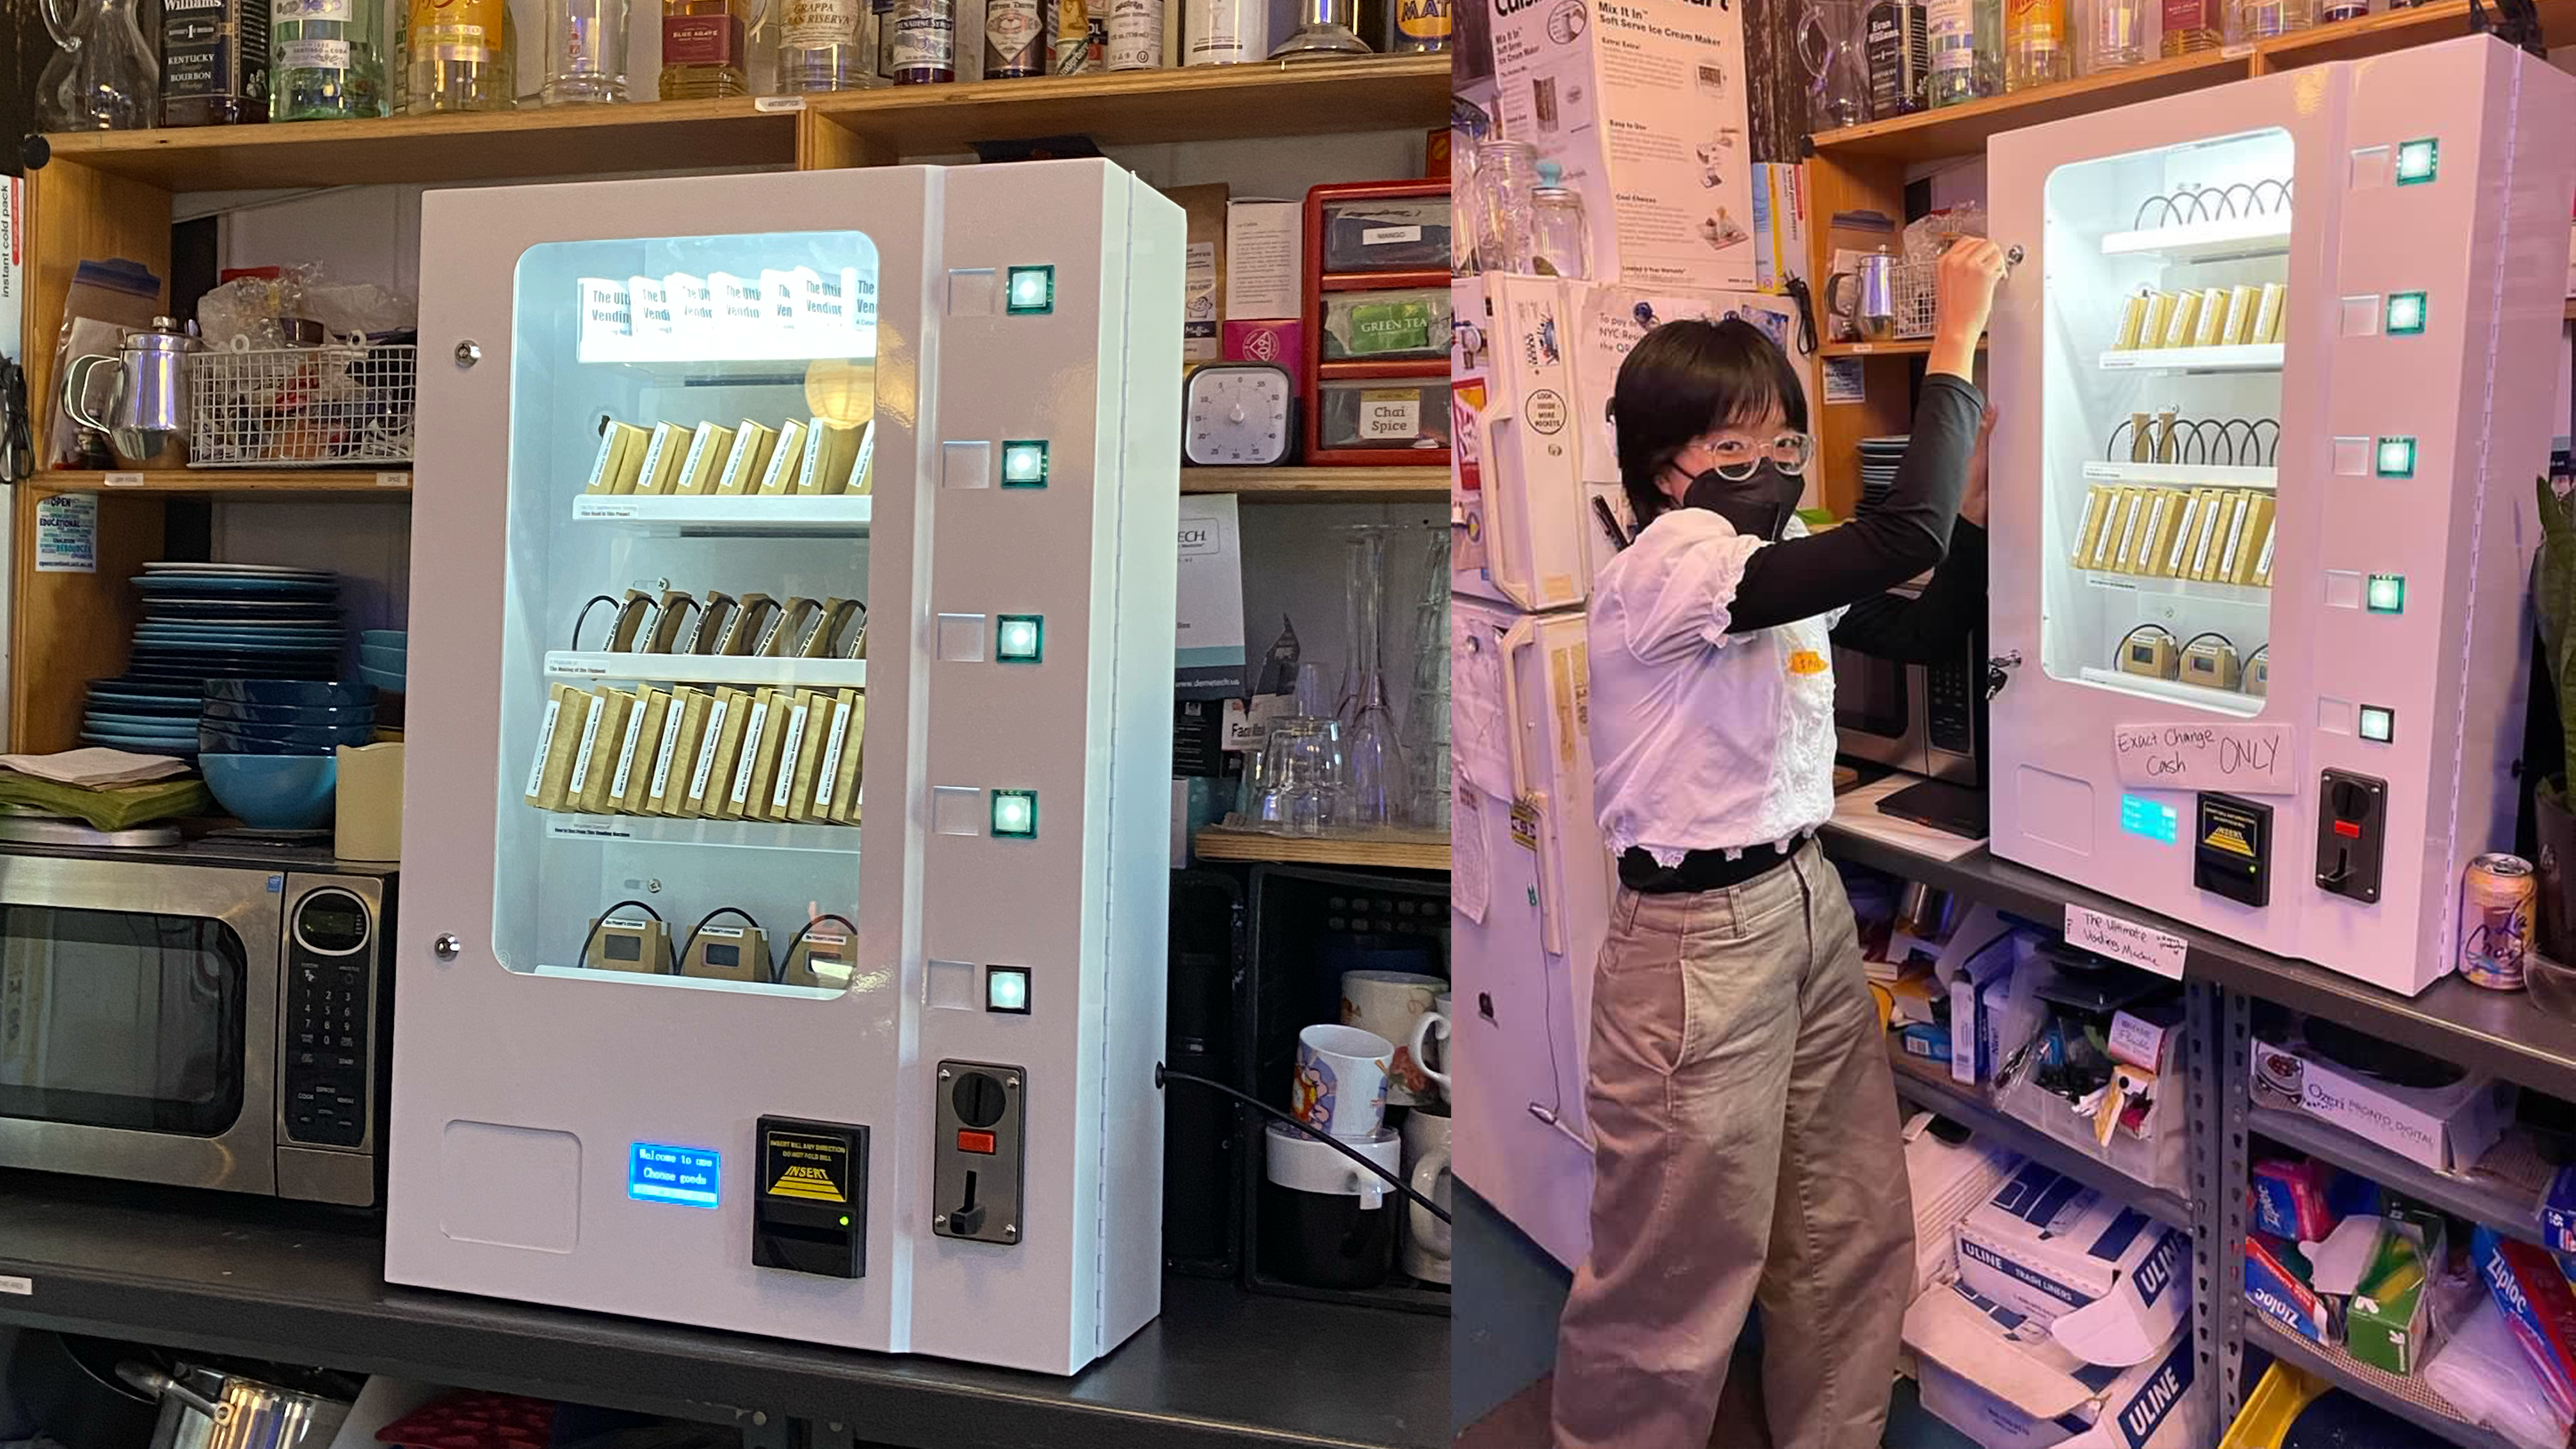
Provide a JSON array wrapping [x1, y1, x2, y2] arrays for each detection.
[[1907, 1282, 2204, 1449], [2244, 1233, 2329, 1345], [1957, 1163, 2190, 1356], [2474, 1225, 2576, 1424], [1493, 0, 1756, 290], [2541, 1163, 2576, 1258]]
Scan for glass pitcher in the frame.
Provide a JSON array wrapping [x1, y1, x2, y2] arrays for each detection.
[[38, 0, 158, 132], [1796, 0, 1871, 131]]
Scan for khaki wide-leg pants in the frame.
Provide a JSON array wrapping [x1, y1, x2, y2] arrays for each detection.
[[1550, 840, 1914, 1449]]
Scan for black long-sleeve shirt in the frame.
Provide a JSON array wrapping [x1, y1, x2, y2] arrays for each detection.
[[1724, 374, 1989, 654]]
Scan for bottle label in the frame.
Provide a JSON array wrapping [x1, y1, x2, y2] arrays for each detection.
[[890, 0, 954, 71], [985, 0, 1044, 70], [1394, 0, 1447, 42], [280, 37, 353, 66], [781, 0, 859, 47], [275, 0, 355, 21], [164, 0, 270, 108], [1052, 0, 1093, 70], [1184, 0, 1257, 60], [411, 0, 504, 60], [1104, 0, 1159, 68], [2158, 0, 2213, 26], [663, 13, 744, 66]]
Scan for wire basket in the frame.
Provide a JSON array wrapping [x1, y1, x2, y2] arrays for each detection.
[[188, 341, 416, 467], [1890, 261, 1939, 340]]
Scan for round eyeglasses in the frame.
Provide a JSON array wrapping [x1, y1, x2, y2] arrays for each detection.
[[1700, 432, 1815, 480]]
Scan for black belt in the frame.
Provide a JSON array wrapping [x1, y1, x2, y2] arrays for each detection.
[[1619, 835, 1812, 895]]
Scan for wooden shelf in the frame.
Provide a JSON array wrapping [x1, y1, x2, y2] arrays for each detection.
[[37, 469, 412, 495], [1194, 825, 1448, 871], [1180, 466, 1446, 502], [35, 97, 799, 190], [801, 56, 1447, 157]]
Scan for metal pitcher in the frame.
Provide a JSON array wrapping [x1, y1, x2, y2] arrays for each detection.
[[116, 1363, 352, 1449], [1824, 250, 1897, 343], [62, 317, 194, 468]]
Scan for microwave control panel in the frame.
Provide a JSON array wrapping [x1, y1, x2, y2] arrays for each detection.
[[283, 886, 376, 1149]]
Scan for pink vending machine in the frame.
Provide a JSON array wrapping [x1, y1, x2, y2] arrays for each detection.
[[1986, 35, 2576, 995]]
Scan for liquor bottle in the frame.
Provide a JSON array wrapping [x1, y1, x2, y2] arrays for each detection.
[[887, 0, 954, 82], [778, 0, 867, 87], [1182, 0, 1265, 61], [2090, 0, 2146, 68], [543, 0, 630, 101], [872, 0, 898, 78], [1865, 0, 1926, 119], [1388, 0, 1446, 49], [1924, 0, 1999, 105], [1105, 0, 1160, 66], [984, 0, 1045, 74], [163, 0, 271, 124], [660, 0, 753, 96], [2004, 0, 2068, 89], [407, 0, 513, 110], [2158, 0, 2217, 52], [274, 0, 389, 118], [2224, 0, 2311, 41], [2319, 0, 2363, 18]]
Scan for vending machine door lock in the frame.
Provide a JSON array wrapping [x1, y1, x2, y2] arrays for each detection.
[[2314, 769, 2388, 903]]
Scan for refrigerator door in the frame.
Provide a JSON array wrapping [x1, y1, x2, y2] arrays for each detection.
[[1452, 596, 1608, 1270]]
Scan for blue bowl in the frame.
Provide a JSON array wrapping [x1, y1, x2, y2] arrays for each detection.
[[360, 647, 406, 673], [358, 664, 406, 694], [201, 721, 375, 752], [360, 630, 407, 650], [202, 678, 374, 708], [200, 753, 337, 830], [201, 700, 377, 726]]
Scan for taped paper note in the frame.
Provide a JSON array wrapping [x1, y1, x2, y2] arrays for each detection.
[[2112, 722, 2292, 795], [2066, 904, 2187, 980]]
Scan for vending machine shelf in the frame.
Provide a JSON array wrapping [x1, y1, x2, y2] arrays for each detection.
[[570, 495, 873, 536], [2099, 214, 2293, 260], [543, 652, 868, 690], [2098, 343, 2285, 373]]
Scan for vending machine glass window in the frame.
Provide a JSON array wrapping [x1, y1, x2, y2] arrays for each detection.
[[2038, 127, 2291, 719], [493, 231, 878, 997]]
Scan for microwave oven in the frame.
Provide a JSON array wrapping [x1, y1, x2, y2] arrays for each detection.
[[1832, 589, 1986, 786], [0, 843, 396, 1205]]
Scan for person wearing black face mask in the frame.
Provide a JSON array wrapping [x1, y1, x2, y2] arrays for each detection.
[[1549, 239, 2005, 1449]]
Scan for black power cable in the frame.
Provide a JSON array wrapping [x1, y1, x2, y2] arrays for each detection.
[[1155, 1063, 1451, 1225]]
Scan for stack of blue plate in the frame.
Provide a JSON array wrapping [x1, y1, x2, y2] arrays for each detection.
[[82, 564, 349, 755], [1857, 436, 1907, 515], [359, 630, 406, 693], [82, 677, 209, 756], [200, 678, 377, 756]]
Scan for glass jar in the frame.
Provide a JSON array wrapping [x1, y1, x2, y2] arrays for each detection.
[[2089, 0, 2148, 70], [543, 0, 630, 101], [1528, 162, 1590, 281], [274, 0, 390, 120], [407, 0, 514, 111], [1470, 138, 1540, 278]]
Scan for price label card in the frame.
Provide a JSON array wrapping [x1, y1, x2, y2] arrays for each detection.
[[104, 471, 144, 487], [753, 95, 807, 112], [377, 471, 408, 487], [2113, 721, 2292, 794], [2065, 904, 2188, 980]]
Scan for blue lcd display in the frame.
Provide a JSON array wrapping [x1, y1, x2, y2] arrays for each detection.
[[2121, 794, 2179, 845], [629, 1141, 722, 1209]]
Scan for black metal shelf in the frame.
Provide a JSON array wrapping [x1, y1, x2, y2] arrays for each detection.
[[1888, 1054, 2196, 1230], [1822, 824, 2576, 1103], [2246, 1106, 2552, 1246], [2248, 1316, 2520, 1449], [0, 1171, 1442, 1449]]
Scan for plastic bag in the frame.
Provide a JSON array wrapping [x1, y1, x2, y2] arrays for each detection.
[[1902, 202, 1989, 263], [2425, 1295, 2573, 1449]]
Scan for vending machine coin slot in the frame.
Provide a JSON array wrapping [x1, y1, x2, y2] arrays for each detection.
[[2194, 792, 2273, 907], [932, 1061, 1026, 1247], [2314, 769, 2388, 903]]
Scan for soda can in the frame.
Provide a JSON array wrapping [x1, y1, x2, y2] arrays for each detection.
[[2462, 852, 2536, 990]]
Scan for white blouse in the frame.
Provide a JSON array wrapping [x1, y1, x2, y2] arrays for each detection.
[[1586, 507, 1845, 864]]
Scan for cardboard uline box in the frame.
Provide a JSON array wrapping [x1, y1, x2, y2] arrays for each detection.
[[1493, 0, 1755, 289], [1908, 1282, 2205, 1449], [1955, 1162, 2190, 1365], [2250, 1033, 2515, 1172]]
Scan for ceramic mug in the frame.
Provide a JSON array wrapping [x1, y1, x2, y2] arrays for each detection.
[[1341, 969, 1446, 1105], [1293, 1023, 1392, 1139], [1409, 991, 1453, 1099], [1401, 1108, 1453, 1285]]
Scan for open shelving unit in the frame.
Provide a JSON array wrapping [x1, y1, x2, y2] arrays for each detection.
[[10, 55, 1449, 755], [1194, 824, 1450, 872]]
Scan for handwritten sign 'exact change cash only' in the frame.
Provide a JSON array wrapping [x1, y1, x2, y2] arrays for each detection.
[[2113, 723, 2293, 796]]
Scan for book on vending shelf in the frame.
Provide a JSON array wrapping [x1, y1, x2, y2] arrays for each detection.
[[586, 422, 649, 495], [675, 423, 736, 496], [614, 686, 672, 814], [759, 419, 810, 495], [571, 689, 637, 814], [716, 421, 779, 495]]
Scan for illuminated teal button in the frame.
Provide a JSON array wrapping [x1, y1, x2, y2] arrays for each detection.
[[2120, 794, 2178, 845], [2366, 573, 2405, 614], [996, 614, 1043, 662], [1001, 440, 1049, 488], [2375, 436, 2416, 478], [1006, 266, 1055, 314], [2396, 138, 2438, 185], [2359, 706, 2396, 743], [992, 789, 1037, 837], [2385, 291, 2426, 335], [986, 965, 1031, 1014]]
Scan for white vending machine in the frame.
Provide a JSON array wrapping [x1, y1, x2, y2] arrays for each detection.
[[1452, 273, 1805, 1269], [386, 161, 1182, 1374], [1987, 36, 2576, 996]]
